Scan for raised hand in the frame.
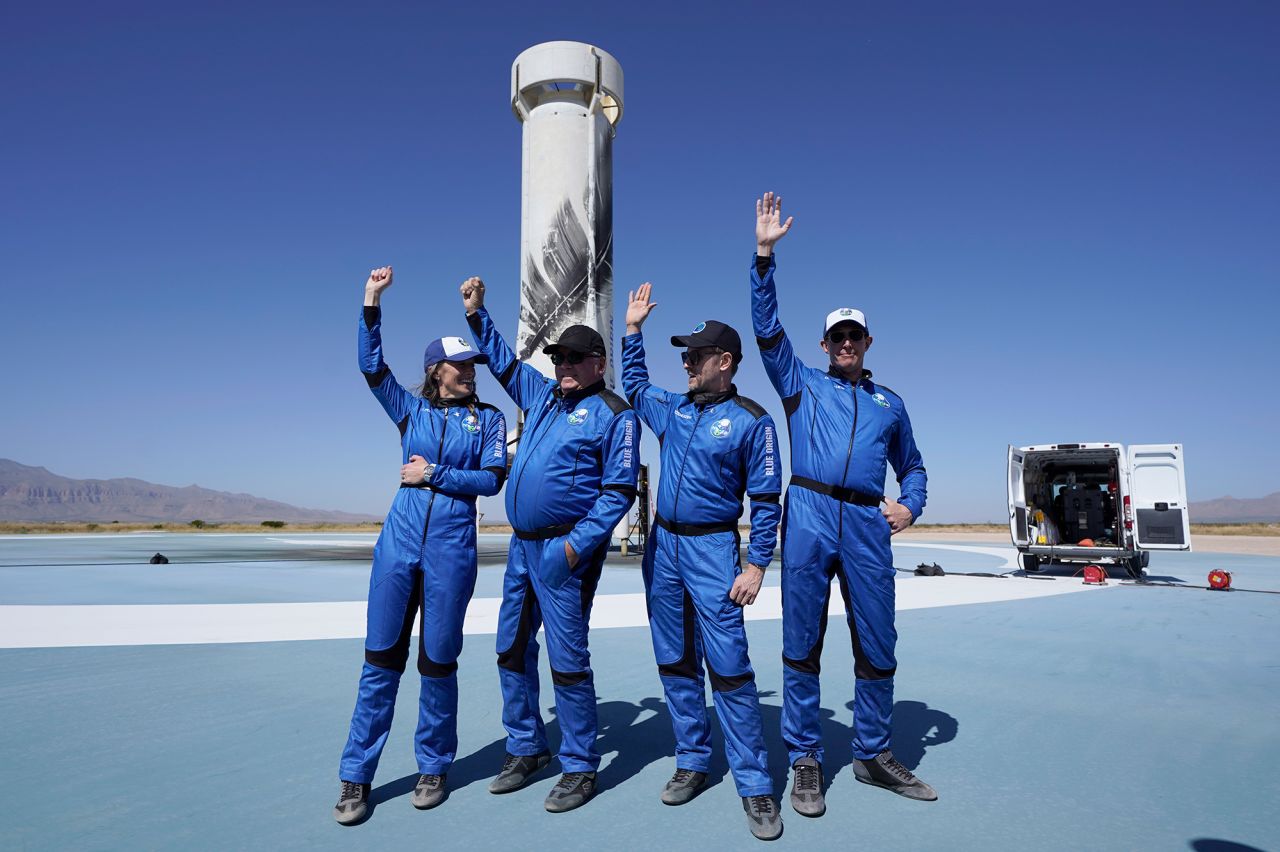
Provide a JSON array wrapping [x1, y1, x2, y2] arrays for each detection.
[[625, 282, 658, 334], [755, 191, 794, 255], [460, 276, 486, 314], [364, 266, 393, 306]]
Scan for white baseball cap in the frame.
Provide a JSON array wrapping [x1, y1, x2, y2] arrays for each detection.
[[824, 307, 868, 336]]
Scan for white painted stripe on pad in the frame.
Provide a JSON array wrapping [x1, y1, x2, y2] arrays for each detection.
[[0, 575, 1112, 649]]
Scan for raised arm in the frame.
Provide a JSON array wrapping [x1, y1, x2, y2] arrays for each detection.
[[620, 282, 676, 436], [749, 193, 807, 409], [462, 276, 552, 413], [566, 410, 641, 561], [359, 265, 417, 429]]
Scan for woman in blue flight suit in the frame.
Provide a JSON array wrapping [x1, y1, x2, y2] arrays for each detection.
[[334, 266, 508, 825]]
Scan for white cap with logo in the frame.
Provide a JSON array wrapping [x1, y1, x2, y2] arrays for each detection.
[[824, 307, 868, 335]]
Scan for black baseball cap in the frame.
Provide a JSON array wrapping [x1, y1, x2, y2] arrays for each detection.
[[670, 319, 742, 360], [543, 324, 607, 357]]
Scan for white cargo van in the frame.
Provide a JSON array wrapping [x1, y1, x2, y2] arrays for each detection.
[[1007, 443, 1191, 578]]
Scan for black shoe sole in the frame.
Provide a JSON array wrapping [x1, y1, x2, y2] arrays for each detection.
[[790, 798, 826, 818], [661, 786, 706, 806], [853, 773, 937, 801], [488, 756, 552, 794], [749, 821, 784, 841], [412, 793, 446, 810], [545, 792, 595, 813], [333, 806, 369, 826]]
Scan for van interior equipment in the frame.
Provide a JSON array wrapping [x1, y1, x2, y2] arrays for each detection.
[[1008, 443, 1190, 579]]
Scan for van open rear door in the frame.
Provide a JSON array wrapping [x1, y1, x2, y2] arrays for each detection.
[[1127, 444, 1191, 550], [1008, 446, 1029, 545]]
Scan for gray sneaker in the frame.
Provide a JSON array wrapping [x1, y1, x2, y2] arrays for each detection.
[[789, 757, 825, 817], [852, 750, 938, 801], [660, 768, 707, 805], [333, 780, 370, 825], [742, 795, 783, 841], [412, 773, 446, 809], [544, 771, 597, 813], [488, 751, 551, 794]]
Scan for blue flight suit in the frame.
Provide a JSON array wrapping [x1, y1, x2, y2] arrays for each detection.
[[750, 254, 928, 764], [467, 307, 640, 774], [621, 332, 782, 797], [339, 306, 508, 784]]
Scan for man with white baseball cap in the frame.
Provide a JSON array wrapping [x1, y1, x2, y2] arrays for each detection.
[[749, 193, 934, 818]]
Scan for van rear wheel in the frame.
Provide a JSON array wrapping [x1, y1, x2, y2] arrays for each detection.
[[1124, 556, 1146, 581], [1020, 554, 1040, 573]]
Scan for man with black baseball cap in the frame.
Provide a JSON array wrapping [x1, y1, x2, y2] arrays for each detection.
[[621, 283, 784, 841], [542, 324, 608, 360], [749, 193, 933, 818], [461, 277, 639, 814]]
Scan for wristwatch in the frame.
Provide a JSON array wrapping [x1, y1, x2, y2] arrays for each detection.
[[422, 462, 437, 484]]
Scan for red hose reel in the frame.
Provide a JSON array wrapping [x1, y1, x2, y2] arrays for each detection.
[[1082, 565, 1108, 585], [1207, 570, 1232, 591]]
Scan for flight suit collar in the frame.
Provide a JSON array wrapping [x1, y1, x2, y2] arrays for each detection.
[[555, 378, 607, 405], [687, 384, 737, 409], [827, 367, 873, 389]]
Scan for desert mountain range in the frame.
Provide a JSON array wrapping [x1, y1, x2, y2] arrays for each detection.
[[0, 459, 379, 524], [1, 458, 1275, 524]]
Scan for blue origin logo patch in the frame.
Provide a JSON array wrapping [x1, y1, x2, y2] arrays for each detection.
[[692, 321, 707, 333], [567, 408, 589, 426], [710, 418, 732, 439], [872, 392, 891, 409], [461, 414, 480, 434]]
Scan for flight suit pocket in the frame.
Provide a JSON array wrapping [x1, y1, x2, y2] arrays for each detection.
[[541, 536, 574, 589], [860, 506, 895, 574]]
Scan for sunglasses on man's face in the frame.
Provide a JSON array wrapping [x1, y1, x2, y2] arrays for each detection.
[[681, 348, 722, 367], [826, 328, 866, 345], [549, 351, 592, 366]]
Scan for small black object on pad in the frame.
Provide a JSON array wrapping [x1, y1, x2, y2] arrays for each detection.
[[150, 553, 169, 564], [914, 562, 945, 577]]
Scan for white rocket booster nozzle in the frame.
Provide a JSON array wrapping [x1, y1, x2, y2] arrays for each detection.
[[511, 41, 624, 129]]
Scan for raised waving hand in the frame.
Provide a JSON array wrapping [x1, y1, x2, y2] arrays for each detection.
[[755, 191, 793, 256], [625, 282, 658, 335]]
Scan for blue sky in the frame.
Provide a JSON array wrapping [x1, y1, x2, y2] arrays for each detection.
[[2, 1, 1277, 523]]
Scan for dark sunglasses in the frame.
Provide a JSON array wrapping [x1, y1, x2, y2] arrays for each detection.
[[549, 351, 594, 366], [681, 348, 722, 366], [826, 328, 866, 345]]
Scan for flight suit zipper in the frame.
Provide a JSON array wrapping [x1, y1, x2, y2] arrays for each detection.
[[670, 405, 707, 569], [419, 408, 449, 562], [510, 398, 559, 529], [836, 380, 860, 540]]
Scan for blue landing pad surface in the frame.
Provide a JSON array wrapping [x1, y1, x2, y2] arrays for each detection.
[[1, 535, 1276, 851]]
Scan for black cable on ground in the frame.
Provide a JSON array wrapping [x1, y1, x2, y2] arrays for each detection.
[[0, 549, 514, 568], [895, 566, 1280, 595], [895, 566, 1009, 578], [1119, 580, 1280, 596]]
